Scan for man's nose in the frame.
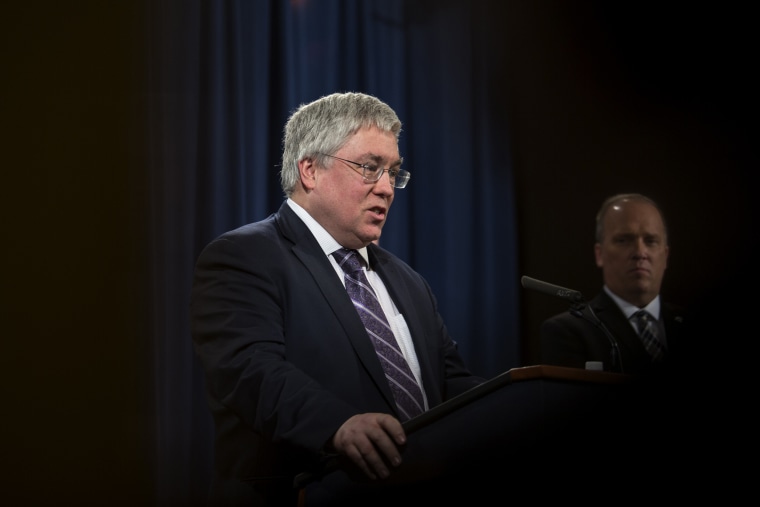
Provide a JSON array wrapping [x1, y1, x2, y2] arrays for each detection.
[[374, 169, 395, 193], [633, 238, 649, 258]]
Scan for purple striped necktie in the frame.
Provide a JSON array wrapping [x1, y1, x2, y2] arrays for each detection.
[[333, 248, 425, 421]]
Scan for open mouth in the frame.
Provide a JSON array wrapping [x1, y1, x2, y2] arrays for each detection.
[[368, 207, 386, 219]]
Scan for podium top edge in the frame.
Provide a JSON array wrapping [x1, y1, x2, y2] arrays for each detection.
[[508, 364, 631, 383]]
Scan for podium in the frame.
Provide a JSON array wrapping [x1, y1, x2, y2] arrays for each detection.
[[297, 365, 641, 506]]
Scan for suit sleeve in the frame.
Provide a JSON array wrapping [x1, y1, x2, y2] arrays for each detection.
[[190, 232, 357, 456]]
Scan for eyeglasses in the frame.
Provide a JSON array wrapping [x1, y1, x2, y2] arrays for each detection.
[[319, 153, 411, 189]]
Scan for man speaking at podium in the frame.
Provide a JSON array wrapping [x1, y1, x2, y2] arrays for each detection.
[[190, 92, 486, 506]]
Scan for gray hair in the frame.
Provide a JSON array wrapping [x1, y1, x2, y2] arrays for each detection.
[[595, 193, 667, 243], [280, 92, 402, 197]]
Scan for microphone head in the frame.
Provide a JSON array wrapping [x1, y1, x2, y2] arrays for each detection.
[[521, 275, 585, 303]]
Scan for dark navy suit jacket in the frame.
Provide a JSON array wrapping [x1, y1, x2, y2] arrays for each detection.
[[540, 289, 686, 375], [191, 201, 484, 505]]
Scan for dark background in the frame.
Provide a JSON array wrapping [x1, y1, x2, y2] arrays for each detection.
[[498, 3, 755, 364], [3, 2, 754, 504]]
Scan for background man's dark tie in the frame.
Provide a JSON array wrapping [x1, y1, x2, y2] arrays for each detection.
[[632, 310, 666, 361]]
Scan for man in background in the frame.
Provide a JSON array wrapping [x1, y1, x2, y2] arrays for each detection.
[[540, 193, 686, 375]]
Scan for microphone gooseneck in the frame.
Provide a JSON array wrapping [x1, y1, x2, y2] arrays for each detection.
[[569, 304, 623, 374], [521, 275, 624, 373]]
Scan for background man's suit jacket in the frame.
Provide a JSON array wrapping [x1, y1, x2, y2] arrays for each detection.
[[540, 289, 686, 375]]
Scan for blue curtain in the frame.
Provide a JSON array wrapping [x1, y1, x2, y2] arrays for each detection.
[[145, 0, 519, 503]]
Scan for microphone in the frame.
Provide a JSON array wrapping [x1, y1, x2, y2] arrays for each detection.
[[520, 276, 584, 303], [521, 275, 624, 373]]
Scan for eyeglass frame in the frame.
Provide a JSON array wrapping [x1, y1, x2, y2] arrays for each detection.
[[317, 152, 411, 189]]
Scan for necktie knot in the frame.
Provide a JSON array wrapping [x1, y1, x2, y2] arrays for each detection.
[[632, 310, 666, 361], [333, 248, 363, 274], [633, 310, 651, 323]]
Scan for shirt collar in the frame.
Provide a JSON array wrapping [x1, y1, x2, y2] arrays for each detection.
[[286, 198, 370, 265], [603, 285, 661, 320]]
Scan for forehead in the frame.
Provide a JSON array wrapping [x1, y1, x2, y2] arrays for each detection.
[[341, 126, 399, 157], [605, 201, 665, 233]]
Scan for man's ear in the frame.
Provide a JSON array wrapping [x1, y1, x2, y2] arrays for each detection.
[[298, 157, 318, 191], [594, 243, 603, 268]]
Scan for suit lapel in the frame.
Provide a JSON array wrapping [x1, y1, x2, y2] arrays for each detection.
[[275, 202, 396, 408], [368, 247, 437, 392], [592, 292, 649, 364]]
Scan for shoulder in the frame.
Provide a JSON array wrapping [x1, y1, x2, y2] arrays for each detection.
[[540, 310, 584, 337], [200, 202, 306, 253], [662, 300, 686, 318], [194, 214, 293, 275], [202, 216, 279, 252], [368, 244, 433, 293]]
